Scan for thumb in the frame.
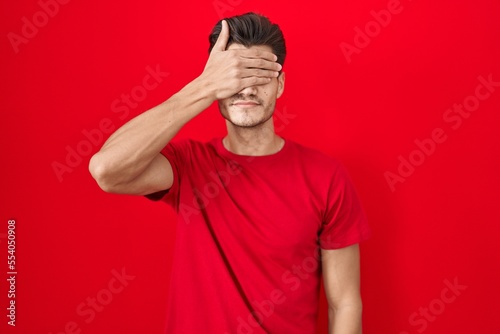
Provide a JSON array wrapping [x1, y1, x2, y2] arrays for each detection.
[[212, 20, 230, 52]]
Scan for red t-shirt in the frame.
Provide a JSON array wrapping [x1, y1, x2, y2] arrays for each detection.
[[150, 137, 371, 334]]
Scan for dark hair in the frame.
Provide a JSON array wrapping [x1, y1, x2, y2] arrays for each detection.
[[208, 12, 286, 68]]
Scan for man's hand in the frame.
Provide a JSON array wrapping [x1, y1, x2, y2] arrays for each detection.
[[199, 20, 282, 101]]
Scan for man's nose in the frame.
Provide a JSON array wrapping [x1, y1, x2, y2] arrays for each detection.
[[238, 85, 258, 96]]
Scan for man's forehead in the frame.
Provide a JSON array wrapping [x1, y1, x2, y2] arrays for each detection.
[[227, 43, 273, 53]]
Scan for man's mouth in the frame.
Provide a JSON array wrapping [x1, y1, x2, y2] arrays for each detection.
[[231, 100, 260, 108]]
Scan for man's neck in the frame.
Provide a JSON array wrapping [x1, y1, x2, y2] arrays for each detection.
[[223, 120, 284, 156]]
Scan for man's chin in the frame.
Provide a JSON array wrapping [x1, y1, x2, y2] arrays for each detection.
[[224, 113, 274, 128], [225, 118, 264, 128], [219, 105, 274, 128]]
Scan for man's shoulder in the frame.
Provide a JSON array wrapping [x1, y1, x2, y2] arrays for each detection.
[[287, 139, 343, 167], [287, 140, 355, 186]]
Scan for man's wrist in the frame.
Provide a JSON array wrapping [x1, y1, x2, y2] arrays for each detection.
[[165, 75, 216, 122], [190, 74, 217, 103]]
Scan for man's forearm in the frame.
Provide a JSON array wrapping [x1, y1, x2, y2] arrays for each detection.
[[89, 76, 214, 188], [328, 304, 363, 334]]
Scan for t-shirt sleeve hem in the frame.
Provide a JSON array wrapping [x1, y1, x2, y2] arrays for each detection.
[[319, 227, 372, 250], [143, 143, 182, 206]]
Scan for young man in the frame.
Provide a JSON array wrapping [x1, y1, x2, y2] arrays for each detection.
[[89, 12, 371, 334]]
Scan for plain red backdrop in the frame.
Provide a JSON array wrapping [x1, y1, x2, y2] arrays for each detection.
[[1, 0, 499, 333]]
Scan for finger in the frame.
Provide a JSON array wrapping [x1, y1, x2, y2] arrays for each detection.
[[240, 77, 273, 87], [237, 48, 278, 62], [240, 58, 282, 72], [240, 68, 280, 78], [212, 20, 230, 52]]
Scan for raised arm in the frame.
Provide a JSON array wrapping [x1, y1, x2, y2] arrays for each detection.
[[322, 244, 363, 334], [89, 20, 282, 195]]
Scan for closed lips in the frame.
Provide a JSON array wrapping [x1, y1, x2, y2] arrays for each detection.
[[232, 101, 260, 106]]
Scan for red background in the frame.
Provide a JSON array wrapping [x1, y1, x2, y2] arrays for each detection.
[[1, 0, 499, 333]]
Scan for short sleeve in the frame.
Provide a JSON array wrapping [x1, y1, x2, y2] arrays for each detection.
[[319, 163, 371, 249], [144, 140, 189, 208]]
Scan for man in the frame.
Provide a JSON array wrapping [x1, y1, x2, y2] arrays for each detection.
[[89, 12, 371, 334]]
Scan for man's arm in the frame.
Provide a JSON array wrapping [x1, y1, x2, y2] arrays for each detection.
[[89, 20, 281, 195], [322, 244, 363, 334]]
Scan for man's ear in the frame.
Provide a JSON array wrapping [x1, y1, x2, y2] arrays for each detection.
[[276, 71, 285, 98]]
